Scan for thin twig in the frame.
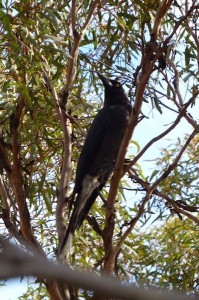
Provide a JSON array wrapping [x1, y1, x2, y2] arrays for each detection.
[[167, 60, 183, 106], [61, 0, 101, 107], [123, 92, 199, 173], [150, 127, 199, 192], [164, 2, 199, 45], [82, 0, 101, 35], [116, 128, 199, 252], [161, 71, 198, 129], [0, 176, 24, 243], [128, 172, 199, 225], [184, 6, 199, 65]]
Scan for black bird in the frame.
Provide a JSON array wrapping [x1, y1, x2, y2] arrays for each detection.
[[61, 73, 132, 257]]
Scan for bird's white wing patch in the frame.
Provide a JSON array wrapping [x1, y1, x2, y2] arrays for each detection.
[[79, 174, 100, 211]]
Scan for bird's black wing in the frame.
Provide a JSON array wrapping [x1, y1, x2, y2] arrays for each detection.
[[74, 106, 113, 192]]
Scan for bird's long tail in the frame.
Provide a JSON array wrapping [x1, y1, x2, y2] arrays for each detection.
[[60, 175, 100, 260], [59, 196, 82, 260]]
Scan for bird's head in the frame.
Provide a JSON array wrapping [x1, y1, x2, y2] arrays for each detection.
[[97, 72, 129, 107]]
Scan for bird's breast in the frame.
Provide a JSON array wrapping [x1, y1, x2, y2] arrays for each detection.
[[108, 104, 131, 129]]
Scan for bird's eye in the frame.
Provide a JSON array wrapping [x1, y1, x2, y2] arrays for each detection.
[[115, 83, 120, 87]]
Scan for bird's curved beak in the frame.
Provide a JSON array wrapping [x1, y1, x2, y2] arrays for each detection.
[[97, 72, 112, 87]]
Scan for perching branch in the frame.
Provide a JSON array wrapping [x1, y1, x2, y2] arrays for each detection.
[[103, 40, 156, 266], [103, 0, 173, 274]]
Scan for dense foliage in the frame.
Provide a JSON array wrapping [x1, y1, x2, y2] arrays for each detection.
[[0, 0, 198, 299]]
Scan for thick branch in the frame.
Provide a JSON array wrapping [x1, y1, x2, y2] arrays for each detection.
[[8, 97, 45, 254], [71, 0, 76, 33], [0, 241, 193, 300], [103, 5, 172, 272], [151, 0, 173, 41], [56, 114, 72, 246]]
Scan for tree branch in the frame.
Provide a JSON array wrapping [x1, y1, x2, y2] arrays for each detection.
[[103, 1, 173, 274], [123, 91, 199, 173], [150, 127, 199, 192], [164, 2, 199, 45], [128, 172, 199, 226], [8, 96, 45, 254], [103, 72, 147, 272], [43, 71, 72, 250], [0, 175, 24, 244], [0, 139, 12, 173], [81, 0, 101, 35], [0, 241, 194, 300], [184, 7, 199, 65], [71, 0, 76, 33], [57, 0, 103, 258], [115, 127, 199, 253], [162, 70, 198, 129], [151, 0, 173, 41], [61, 0, 101, 108]]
